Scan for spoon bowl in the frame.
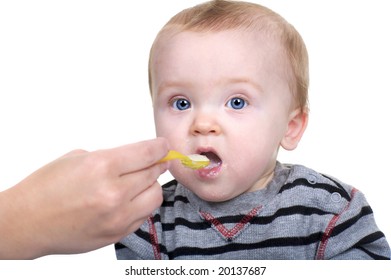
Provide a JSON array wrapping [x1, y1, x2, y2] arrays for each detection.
[[159, 150, 210, 169]]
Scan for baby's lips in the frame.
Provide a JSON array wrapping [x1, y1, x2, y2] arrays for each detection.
[[196, 158, 223, 178]]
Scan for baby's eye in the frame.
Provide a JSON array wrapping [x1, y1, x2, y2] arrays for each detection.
[[172, 98, 191, 110], [226, 97, 248, 110]]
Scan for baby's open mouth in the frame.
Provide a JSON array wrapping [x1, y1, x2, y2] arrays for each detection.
[[200, 151, 222, 169]]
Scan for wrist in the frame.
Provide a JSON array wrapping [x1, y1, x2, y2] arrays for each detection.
[[0, 185, 48, 259]]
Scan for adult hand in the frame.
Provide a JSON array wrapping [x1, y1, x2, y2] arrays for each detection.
[[0, 138, 169, 259]]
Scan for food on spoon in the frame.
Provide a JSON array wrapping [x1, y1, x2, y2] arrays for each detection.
[[159, 150, 210, 169]]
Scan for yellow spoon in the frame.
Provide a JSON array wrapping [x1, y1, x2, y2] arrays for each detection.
[[159, 150, 210, 170]]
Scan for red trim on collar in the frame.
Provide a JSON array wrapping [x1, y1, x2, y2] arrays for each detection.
[[200, 206, 262, 241]]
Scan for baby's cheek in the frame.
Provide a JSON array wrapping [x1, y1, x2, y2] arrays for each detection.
[[231, 156, 268, 182]]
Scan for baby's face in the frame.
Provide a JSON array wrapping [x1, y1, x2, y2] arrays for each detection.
[[151, 29, 295, 202]]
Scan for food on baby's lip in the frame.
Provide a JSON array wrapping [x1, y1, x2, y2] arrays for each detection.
[[159, 150, 210, 169]]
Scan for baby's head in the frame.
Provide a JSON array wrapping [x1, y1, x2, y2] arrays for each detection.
[[149, 0, 309, 112], [149, 0, 309, 202]]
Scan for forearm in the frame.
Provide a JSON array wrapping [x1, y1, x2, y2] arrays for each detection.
[[0, 186, 46, 259]]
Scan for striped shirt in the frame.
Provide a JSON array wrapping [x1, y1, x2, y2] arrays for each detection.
[[115, 163, 390, 259]]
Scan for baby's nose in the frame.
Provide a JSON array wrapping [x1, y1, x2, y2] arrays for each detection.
[[190, 113, 221, 136]]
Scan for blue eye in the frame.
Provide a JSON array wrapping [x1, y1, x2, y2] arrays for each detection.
[[227, 97, 247, 110], [172, 98, 191, 110]]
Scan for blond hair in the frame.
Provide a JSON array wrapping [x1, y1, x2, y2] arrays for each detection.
[[149, 0, 309, 111]]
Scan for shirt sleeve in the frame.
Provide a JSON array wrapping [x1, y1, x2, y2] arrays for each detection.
[[316, 188, 390, 260]]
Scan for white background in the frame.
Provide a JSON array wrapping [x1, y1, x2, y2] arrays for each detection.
[[0, 0, 390, 262]]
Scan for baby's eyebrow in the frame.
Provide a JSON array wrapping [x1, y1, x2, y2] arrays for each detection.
[[155, 77, 263, 95], [211, 76, 264, 92], [156, 80, 193, 94], [219, 77, 264, 93]]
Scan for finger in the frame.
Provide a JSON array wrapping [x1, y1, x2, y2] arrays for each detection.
[[127, 181, 163, 222], [104, 138, 169, 175], [121, 163, 166, 200]]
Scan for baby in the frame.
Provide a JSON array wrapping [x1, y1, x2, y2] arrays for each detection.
[[116, 0, 390, 259]]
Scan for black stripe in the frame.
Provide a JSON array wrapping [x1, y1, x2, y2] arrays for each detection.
[[114, 242, 126, 250], [279, 178, 351, 201], [151, 213, 161, 223], [134, 228, 152, 243], [162, 217, 210, 231], [320, 174, 351, 200], [357, 245, 390, 260], [357, 231, 385, 246], [354, 231, 389, 260], [331, 206, 373, 237], [162, 195, 190, 207], [161, 200, 175, 207], [162, 179, 178, 189], [159, 205, 334, 232], [167, 232, 323, 258], [132, 227, 169, 256], [355, 231, 386, 247], [252, 205, 334, 225]]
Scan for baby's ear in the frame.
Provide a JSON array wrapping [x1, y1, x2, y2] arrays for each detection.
[[281, 108, 308, 151]]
